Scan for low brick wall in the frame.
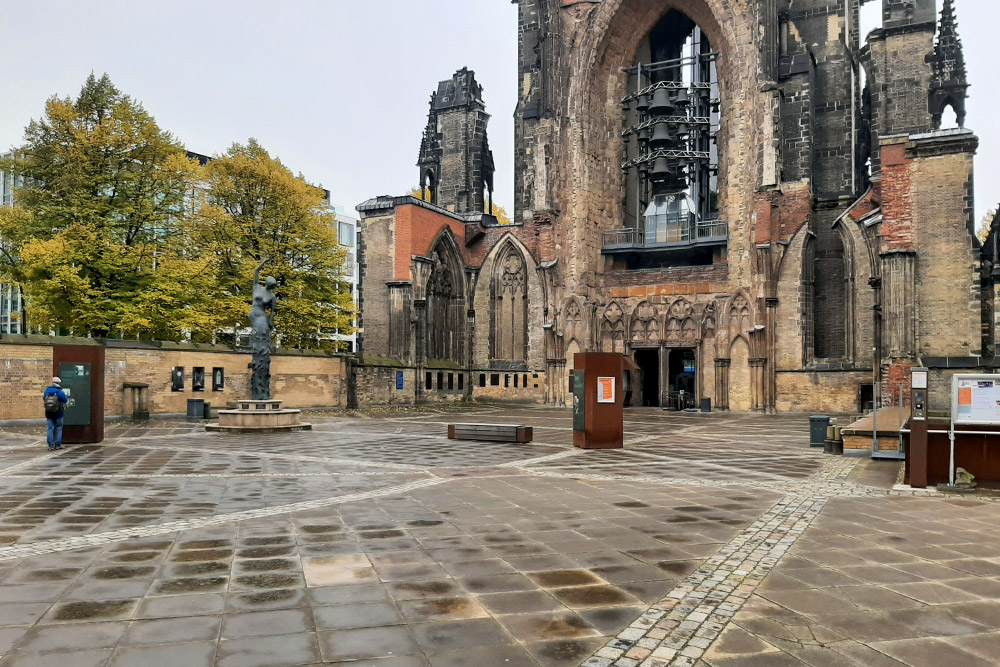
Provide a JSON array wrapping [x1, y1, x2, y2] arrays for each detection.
[[774, 370, 870, 413], [350, 363, 546, 406], [0, 336, 346, 421]]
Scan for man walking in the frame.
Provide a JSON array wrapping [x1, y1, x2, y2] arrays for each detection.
[[43, 377, 68, 451]]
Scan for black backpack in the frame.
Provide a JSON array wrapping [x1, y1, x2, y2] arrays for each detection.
[[43, 392, 60, 413]]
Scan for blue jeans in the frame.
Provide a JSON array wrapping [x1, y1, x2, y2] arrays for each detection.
[[46, 414, 64, 447]]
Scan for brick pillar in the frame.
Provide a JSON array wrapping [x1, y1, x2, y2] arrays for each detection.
[[413, 299, 427, 404], [464, 308, 476, 401], [749, 358, 767, 413], [660, 347, 671, 408], [765, 297, 778, 414], [715, 358, 730, 411]]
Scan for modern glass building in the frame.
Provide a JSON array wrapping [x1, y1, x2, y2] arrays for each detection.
[[332, 204, 360, 353], [0, 154, 23, 334]]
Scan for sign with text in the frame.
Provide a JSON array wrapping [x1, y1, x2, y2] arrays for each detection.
[[597, 377, 615, 404], [952, 374, 1000, 425]]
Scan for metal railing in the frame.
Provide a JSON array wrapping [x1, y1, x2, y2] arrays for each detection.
[[602, 219, 727, 250]]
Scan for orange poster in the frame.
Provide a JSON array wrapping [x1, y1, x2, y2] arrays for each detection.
[[958, 387, 973, 406], [597, 377, 615, 403]]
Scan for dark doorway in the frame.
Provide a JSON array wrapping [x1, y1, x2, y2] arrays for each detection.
[[633, 349, 660, 407], [668, 348, 697, 410], [859, 384, 874, 413]]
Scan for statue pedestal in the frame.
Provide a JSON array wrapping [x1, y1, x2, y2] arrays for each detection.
[[206, 399, 312, 433]]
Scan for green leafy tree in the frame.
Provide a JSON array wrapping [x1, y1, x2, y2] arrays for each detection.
[[191, 139, 355, 349], [0, 73, 208, 337]]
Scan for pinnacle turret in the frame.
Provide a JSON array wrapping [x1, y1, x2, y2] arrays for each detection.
[[929, 0, 970, 128]]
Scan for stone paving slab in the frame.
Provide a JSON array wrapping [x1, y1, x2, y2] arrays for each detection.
[[1, 406, 993, 667]]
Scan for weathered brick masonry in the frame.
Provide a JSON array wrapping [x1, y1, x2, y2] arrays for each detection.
[[0, 337, 346, 421], [355, 0, 986, 413]]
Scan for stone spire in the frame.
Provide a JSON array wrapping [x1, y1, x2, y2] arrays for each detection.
[[929, 0, 970, 128]]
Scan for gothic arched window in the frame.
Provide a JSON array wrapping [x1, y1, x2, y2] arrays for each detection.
[[490, 244, 528, 363], [426, 243, 465, 363]]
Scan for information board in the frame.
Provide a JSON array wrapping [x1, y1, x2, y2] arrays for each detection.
[[572, 370, 586, 431], [597, 377, 615, 404], [58, 362, 91, 427], [952, 374, 1000, 425]]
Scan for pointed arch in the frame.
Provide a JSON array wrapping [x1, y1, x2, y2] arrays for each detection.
[[726, 290, 754, 342], [562, 295, 587, 353], [490, 239, 528, 363], [600, 300, 627, 353], [729, 336, 751, 411], [630, 300, 661, 344], [425, 228, 467, 363]]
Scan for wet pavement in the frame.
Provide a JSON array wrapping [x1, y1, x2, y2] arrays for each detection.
[[0, 407, 994, 666]]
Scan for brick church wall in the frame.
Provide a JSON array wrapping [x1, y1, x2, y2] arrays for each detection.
[[0, 337, 346, 421]]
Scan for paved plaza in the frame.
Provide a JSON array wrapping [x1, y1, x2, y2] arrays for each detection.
[[0, 407, 997, 666]]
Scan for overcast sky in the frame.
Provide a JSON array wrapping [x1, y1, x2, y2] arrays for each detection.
[[1, 1, 995, 224]]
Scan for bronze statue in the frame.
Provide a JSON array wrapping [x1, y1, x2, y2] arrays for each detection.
[[249, 259, 277, 400]]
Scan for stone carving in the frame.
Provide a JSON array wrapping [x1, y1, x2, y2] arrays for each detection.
[[601, 301, 626, 352], [954, 467, 977, 490], [249, 259, 277, 401], [682, 317, 698, 340], [730, 294, 752, 337], [669, 298, 693, 320], [630, 301, 660, 343]]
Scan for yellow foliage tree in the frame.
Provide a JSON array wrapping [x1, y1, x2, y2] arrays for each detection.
[[0, 73, 210, 338], [190, 139, 356, 349]]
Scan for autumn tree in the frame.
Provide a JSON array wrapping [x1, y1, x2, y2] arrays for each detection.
[[977, 207, 998, 244], [191, 139, 355, 349], [0, 73, 209, 337]]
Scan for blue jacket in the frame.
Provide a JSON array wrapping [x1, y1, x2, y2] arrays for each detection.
[[43, 385, 68, 414]]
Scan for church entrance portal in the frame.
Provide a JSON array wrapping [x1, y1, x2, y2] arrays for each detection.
[[668, 348, 697, 410], [633, 348, 660, 407]]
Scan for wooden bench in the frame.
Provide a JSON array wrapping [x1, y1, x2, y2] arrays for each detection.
[[447, 423, 533, 443]]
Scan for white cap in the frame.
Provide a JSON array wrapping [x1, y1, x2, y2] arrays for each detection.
[[51, 377, 61, 386]]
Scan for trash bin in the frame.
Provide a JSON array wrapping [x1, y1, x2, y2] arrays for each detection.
[[700, 398, 712, 413], [203, 402, 213, 420], [186, 398, 205, 420], [809, 415, 829, 448]]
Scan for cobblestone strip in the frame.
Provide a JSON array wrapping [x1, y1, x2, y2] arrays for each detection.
[[580, 456, 862, 667], [583, 494, 828, 667], [0, 476, 449, 561]]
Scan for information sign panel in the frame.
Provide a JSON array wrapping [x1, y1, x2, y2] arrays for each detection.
[[952, 374, 1000, 425], [572, 370, 586, 431], [58, 362, 91, 427], [597, 377, 615, 404]]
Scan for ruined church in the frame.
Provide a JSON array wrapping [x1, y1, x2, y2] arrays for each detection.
[[355, 0, 983, 414]]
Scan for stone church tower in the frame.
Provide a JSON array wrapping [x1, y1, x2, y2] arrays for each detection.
[[356, 0, 983, 415], [417, 68, 495, 214], [507, 0, 980, 414]]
